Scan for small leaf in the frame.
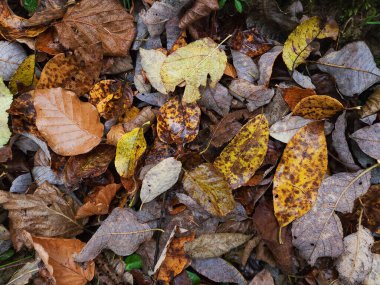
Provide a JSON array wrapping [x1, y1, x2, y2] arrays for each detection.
[[214, 114, 269, 189], [9, 55, 36, 94], [273, 121, 327, 227], [234, 0, 243, 13], [231, 50, 258, 83], [115, 128, 147, 178], [257, 46, 283, 86], [350, 123, 380, 160], [292, 95, 344, 119], [0, 78, 13, 146], [179, 0, 219, 29], [230, 28, 273, 58], [125, 254, 143, 271]]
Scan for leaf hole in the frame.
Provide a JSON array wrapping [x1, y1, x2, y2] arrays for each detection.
[[310, 243, 314, 246], [293, 236, 297, 239], [275, 194, 278, 198], [358, 181, 362, 185]]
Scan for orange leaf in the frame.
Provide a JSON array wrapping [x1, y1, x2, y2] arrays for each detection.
[[281, 86, 316, 110]]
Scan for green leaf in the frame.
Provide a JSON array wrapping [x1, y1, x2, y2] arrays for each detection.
[[234, 0, 243, 13], [186, 270, 201, 285], [124, 253, 143, 271], [0, 249, 15, 262], [218, 0, 227, 9], [22, 0, 38, 13]]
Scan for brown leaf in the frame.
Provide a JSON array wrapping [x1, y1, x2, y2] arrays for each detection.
[[35, 28, 64, 55], [179, 0, 218, 29], [25, 0, 68, 27], [123, 106, 156, 133], [360, 86, 380, 117], [106, 124, 125, 146], [292, 95, 344, 120], [36, 44, 103, 95], [0, 182, 84, 251], [54, 0, 136, 56], [25, 232, 95, 285], [34, 88, 104, 156], [145, 138, 176, 165], [230, 28, 273, 58], [249, 269, 274, 285], [281, 86, 316, 110], [199, 83, 232, 116]]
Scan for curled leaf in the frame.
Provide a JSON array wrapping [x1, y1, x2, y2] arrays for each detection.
[[0, 41, 26, 81], [178, 0, 219, 29]]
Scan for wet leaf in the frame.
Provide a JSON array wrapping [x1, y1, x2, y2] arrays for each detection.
[[9, 55, 36, 95], [0, 78, 13, 146], [183, 163, 235, 216], [230, 28, 273, 58], [140, 48, 167, 94], [161, 38, 227, 103], [140, 157, 182, 203], [281, 86, 316, 110], [292, 95, 344, 119], [54, 0, 135, 56], [75, 207, 153, 262], [157, 97, 201, 145], [0, 41, 26, 81], [34, 88, 104, 156], [115, 128, 146, 178], [350, 123, 380, 160], [273, 121, 327, 227], [178, 0, 219, 29], [214, 114, 269, 189], [283, 17, 339, 70], [360, 86, 380, 118]]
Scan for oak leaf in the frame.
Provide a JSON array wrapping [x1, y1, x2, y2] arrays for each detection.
[[9, 55, 36, 95], [292, 95, 344, 119], [350, 123, 380, 160], [0, 78, 12, 146], [33, 88, 103, 156]]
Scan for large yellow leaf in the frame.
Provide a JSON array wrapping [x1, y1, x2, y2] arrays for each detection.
[[160, 37, 227, 103], [282, 17, 339, 70], [292, 95, 344, 119], [213, 114, 269, 189], [115, 128, 146, 178], [9, 55, 36, 94], [0, 78, 12, 146], [273, 121, 327, 228]]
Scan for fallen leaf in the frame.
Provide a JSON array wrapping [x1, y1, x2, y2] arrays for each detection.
[[160, 38, 227, 103], [140, 48, 168, 94], [140, 157, 182, 203], [283, 17, 339, 70], [292, 69, 316, 89], [182, 163, 235, 216], [33, 88, 104, 156], [169, 30, 187, 53], [178, 0, 218, 29], [115, 128, 146, 178], [89, 80, 133, 120], [281, 86, 316, 110], [6, 257, 40, 285], [123, 106, 156, 133], [292, 170, 371, 265], [199, 83, 232, 116], [214, 114, 269, 189], [136, 92, 169, 107], [0, 182, 84, 251], [249, 269, 274, 285], [230, 28, 273, 58], [335, 226, 374, 285], [317, 41, 380, 97], [292, 95, 344, 119], [264, 88, 290, 126], [231, 50, 258, 83], [0, 41, 26, 81], [101, 55, 133, 75], [257, 46, 283, 86], [32, 166, 62, 186], [10, 173, 32, 193], [9, 55, 36, 94], [145, 138, 176, 166], [270, 115, 313, 143], [0, 78, 13, 146], [223, 62, 237, 78], [25, 0, 68, 27], [184, 233, 251, 259], [350, 123, 380, 160], [35, 28, 64, 55], [364, 253, 380, 285], [25, 233, 95, 285], [157, 97, 201, 145], [75, 207, 153, 262], [191, 258, 246, 285], [273, 121, 327, 227], [360, 86, 380, 118], [54, 0, 135, 56], [36, 45, 103, 95]]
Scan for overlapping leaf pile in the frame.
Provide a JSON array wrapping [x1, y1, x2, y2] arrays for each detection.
[[0, 1, 379, 285]]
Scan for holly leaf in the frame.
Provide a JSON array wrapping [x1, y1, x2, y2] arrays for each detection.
[[292, 95, 344, 119], [0, 78, 12, 146], [350, 123, 380, 160]]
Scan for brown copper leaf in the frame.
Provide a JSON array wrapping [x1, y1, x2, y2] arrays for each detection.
[[145, 138, 176, 165], [35, 28, 64, 55], [230, 28, 273, 58], [54, 0, 136, 56], [280, 86, 316, 111], [178, 0, 219, 29]]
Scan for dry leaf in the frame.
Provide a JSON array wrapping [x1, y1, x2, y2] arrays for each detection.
[[230, 28, 273, 58], [140, 48, 168, 94], [75, 184, 121, 219], [33, 88, 103, 156], [0, 78, 13, 146], [10, 173, 32, 194], [199, 83, 232, 116], [360, 86, 380, 117], [350, 123, 380, 160], [136, 92, 169, 107], [214, 114, 269, 189], [54, 0, 135, 56], [249, 269, 274, 285], [140, 157, 182, 203], [257, 46, 282, 86], [6, 257, 40, 285], [364, 254, 380, 285], [145, 138, 176, 166], [292, 95, 344, 119], [270, 115, 313, 143], [161, 38, 227, 103], [273, 121, 327, 227], [0, 41, 26, 81], [157, 97, 201, 144], [123, 106, 156, 133], [35, 28, 64, 55], [75, 207, 153, 262], [178, 0, 218, 29], [9, 55, 36, 94], [281, 86, 316, 110], [231, 50, 258, 83], [183, 163, 235, 216]]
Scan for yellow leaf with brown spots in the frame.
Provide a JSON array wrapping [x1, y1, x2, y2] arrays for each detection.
[[157, 97, 200, 145], [213, 114, 269, 189], [292, 95, 344, 119], [9, 55, 36, 94], [273, 121, 327, 227], [115, 128, 146, 178], [89, 80, 133, 120]]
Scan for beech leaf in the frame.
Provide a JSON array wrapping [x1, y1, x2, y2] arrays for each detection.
[[350, 123, 380, 160]]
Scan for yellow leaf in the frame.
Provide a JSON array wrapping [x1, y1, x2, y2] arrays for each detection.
[[282, 17, 339, 70], [292, 95, 344, 119], [140, 48, 167, 94], [160, 37, 227, 103], [0, 78, 12, 146], [9, 55, 36, 94], [213, 114, 269, 189], [273, 121, 328, 227], [115, 128, 146, 178]]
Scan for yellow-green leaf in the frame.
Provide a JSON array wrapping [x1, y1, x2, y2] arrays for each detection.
[[0, 78, 13, 146], [273, 121, 327, 227], [160, 37, 227, 103], [9, 55, 36, 94], [292, 95, 344, 119], [182, 163, 235, 217], [213, 114, 269, 189], [282, 17, 339, 70], [115, 128, 146, 178]]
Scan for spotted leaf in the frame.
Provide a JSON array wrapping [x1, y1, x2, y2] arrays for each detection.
[[292, 95, 344, 119]]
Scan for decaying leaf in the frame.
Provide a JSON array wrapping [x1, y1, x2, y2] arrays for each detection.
[[270, 115, 313, 143], [0, 41, 26, 81], [231, 50, 258, 83], [257, 46, 282, 86], [140, 48, 167, 94], [365, 254, 380, 285], [178, 0, 219, 29], [283, 17, 339, 70], [54, 0, 135, 56], [292, 95, 344, 119], [140, 157, 182, 203], [161, 38, 227, 103], [199, 83, 232, 116], [250, 269, 274, 285], [350, 123, 380, 160], [273, 121, 327, 227], [230, 28, 273, 58], [123, 106, 156, 133], [115, 128, 146, 178], [75, 207, 153, 262], [360, 86, 380, 118], [184, 233, 251, 259], [9, 55, 36, 95], [335, 226, 374, 285], [183, 163, 235, 216], [76, 184, 121, 219], [6, 257, 40, 285], [214, 114, 269, 189], [281, 86, 316, 110], [157, 97, 201, 144], [0, 78, 13, 146], [34, 88, 103, 156]]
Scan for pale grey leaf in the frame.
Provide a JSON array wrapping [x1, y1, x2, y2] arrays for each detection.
[[350, 123, 380, 160], [258, 46, 282, 86], [15, 133, 50, 161], [101, 56, 133, 75], [199, 83, 232, 116], [136, 92, 169, 107], [292, 70, 316, 89], [0, 225, 11, 255], [6, 258, 40, 285], [0, 41, 26, 81], [364, 254, 380, 285], [263, 89, 290, 126], [132, 10, 148, 51], [270, 115, 313, 143], [165, 17, 181, 50], [231, 50, 259, 83], [249, 269, 274, 285], [10, 173, 32, 193], [32, 166, 63, 186]]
